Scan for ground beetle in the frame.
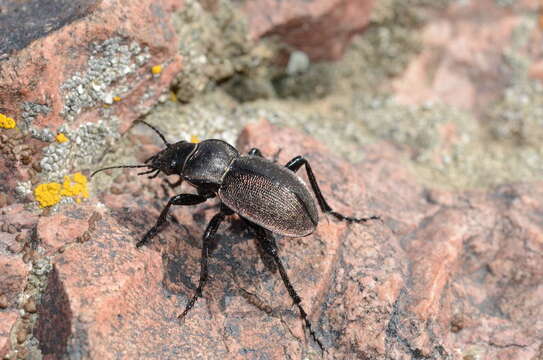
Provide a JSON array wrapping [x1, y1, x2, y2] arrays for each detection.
[[92, 120, 380, 351]]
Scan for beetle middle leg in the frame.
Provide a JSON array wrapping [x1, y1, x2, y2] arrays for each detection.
[[285, 156, 380, 224], [250, 222, 324, 351], [178, 205, 233, 320], [137, 193, 214, 248], [248, 147, 282, 162]]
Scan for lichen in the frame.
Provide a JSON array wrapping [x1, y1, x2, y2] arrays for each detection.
[[151, 65, 162, 75], [60, 37, 150, 121], [55, 133, 69, 143], [34, 172, 89, 208], [0, 113, 16, 129]]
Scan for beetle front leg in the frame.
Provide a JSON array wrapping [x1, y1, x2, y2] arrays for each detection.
[[252, 224, 324, 351], [285, 156, 380, 224], [136, 193, 212, 248], [177, 207, 230, 320]]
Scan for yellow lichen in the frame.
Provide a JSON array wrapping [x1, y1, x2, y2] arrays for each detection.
[[169, 91, 177, 102], [34, 183, 62, 208], [34, 172, 89, 208], [113, 96, 122, 102], [190, 135, 200, 143], [0, 113, 16, 129], [56, 133, 69, 143], [151, 65, 162, 75]]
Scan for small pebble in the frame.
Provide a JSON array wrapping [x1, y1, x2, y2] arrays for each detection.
[[0, 294, 9, 309], [22, 252, 32, 263], [110, 186, 123, 195], [0, 193, 7, 208], [7, 243, 23, 254], [21, 155, 32, 165], [16, 348, 29, 360], [16, 327, 27, 344], [23, 298, 37, 313], [15, 233, 25, 242], [7, 224, 17, 234]]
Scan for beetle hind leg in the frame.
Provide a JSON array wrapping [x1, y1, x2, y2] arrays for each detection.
[[248, 147, 282, 162], [285, 155, 381, 224], [251, 223, 325, 351]]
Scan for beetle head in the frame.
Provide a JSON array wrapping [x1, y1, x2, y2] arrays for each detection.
[[146, 141, 196, 176], [91, 120, 195, 180]]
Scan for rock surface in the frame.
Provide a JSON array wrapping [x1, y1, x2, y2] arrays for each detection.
[[0, 205, 36, 358], [392, 0, 541, 113], [0, 0, 183, 204], [242, 0, 375, 60], [1, 0, 542, 359], [1, 121, 541, 359]]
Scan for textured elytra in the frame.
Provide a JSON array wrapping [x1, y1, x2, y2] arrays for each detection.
[[219, 156, 318, 237]]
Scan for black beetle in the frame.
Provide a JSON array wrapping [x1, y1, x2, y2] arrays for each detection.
[[92, 120, 380, 351]]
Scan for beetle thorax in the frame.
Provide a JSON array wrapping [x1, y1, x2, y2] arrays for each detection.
[[182, 140, 240, 188]]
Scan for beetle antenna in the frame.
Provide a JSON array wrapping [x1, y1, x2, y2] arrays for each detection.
[[137, 120, 170, 147], [91, 165, 155, 178]]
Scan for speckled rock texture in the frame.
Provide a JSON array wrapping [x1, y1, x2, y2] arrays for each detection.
[[0, 205, 38, 358], [0, 0, 183, 204], [243, 0, 374, 60], [1, 121, 541, 359], [392, 0, 541, 113]]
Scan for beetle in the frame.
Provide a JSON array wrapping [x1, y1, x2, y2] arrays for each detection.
[[92, 120, 380, 351]]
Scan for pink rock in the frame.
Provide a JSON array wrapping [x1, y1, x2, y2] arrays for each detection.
[[0, 0, 182, 133], [242, 0, 375, 60], [0, 0, 183, 203], [393, 0, 541, 112], [17, 122, 543, 358]]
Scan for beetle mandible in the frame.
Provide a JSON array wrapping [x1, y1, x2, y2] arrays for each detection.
[[92, 120, 380, 351]]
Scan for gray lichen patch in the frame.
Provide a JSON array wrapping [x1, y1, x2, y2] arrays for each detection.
[[38, 119, 120, 182], [19, 102, 52, 138], [60, 37, 150, 121]]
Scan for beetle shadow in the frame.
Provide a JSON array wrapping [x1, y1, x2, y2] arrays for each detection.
[[162, 207, 280, 313]]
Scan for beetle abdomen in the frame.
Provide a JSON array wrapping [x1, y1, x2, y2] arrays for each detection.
[[219, 156, 318, 237]]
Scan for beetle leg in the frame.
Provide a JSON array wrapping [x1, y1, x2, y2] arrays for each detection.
[[285, 156, 381, 224], [253, 224, 324, 351], [248, 147, 263, 157], [136, 193, 213, 248], [241, 219, 277, 273], [248, 147, 282, 162], [178, 206, 230, 320]]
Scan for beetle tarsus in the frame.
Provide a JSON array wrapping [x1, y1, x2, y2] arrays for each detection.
[[285, 155, 379, 226], [329, 211, 381, 224]]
